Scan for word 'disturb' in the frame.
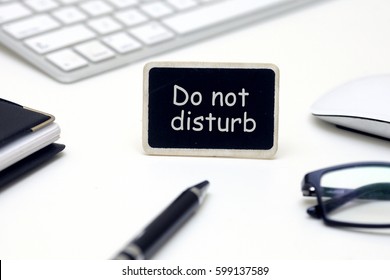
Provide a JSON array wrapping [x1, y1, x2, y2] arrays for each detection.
[[171, 85, 256, 133]]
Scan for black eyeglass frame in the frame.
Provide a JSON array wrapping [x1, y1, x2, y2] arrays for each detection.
[[302, 161, 390, 228]]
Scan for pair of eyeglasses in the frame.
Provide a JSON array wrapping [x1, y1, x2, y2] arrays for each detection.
[[302, 162, 390, 228]]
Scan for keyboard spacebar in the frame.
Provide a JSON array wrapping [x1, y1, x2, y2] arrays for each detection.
[[162, 0, 283, 34]]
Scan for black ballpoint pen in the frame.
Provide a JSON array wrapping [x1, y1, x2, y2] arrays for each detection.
[[114, 180, 209, 260]]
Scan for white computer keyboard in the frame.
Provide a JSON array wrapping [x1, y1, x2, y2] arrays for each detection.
[[0, 0, 317, 83]]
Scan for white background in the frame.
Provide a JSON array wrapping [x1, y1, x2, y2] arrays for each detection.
[[1, 0, 390, 260]]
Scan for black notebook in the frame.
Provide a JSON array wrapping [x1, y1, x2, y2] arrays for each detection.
[[0, 98, 65, 187]]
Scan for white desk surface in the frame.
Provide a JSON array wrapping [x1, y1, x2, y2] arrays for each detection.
[[1, 0, 390, 260]]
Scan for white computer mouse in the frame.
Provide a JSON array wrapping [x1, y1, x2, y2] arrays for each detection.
[[311, 74, 390, 139]]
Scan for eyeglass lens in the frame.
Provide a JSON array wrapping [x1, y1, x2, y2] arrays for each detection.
[[319, 166, 390, 225]]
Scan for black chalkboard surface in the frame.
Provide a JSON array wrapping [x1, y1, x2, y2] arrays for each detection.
[[143, 62, 279, 159]]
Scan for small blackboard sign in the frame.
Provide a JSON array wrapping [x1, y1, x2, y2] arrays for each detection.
[[143, 62, 279, 159]]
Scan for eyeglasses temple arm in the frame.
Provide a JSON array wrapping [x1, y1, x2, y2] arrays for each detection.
[[321, 182, 390, 214]]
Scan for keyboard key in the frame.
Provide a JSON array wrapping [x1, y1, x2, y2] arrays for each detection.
[[163, 0, 281, 34], [129, 21, 174, 45], [102, 32, 141, 53], [166, 0, 198, 10], [80, 0, 114, 16], [75, 40, 115, 62], [3, 14, 60, 39], [140, 2, 173, 18], [57, 0, 81, 4], [24, 0, 59, 12], [114, 8, 148, 27], [25, 24, 96, 54], [107, 0, 139, 8], [52, 7, 87, 24], [46, 49, 88, 71], [0, 2, 31, 24], [87, 16, 122, 34]]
